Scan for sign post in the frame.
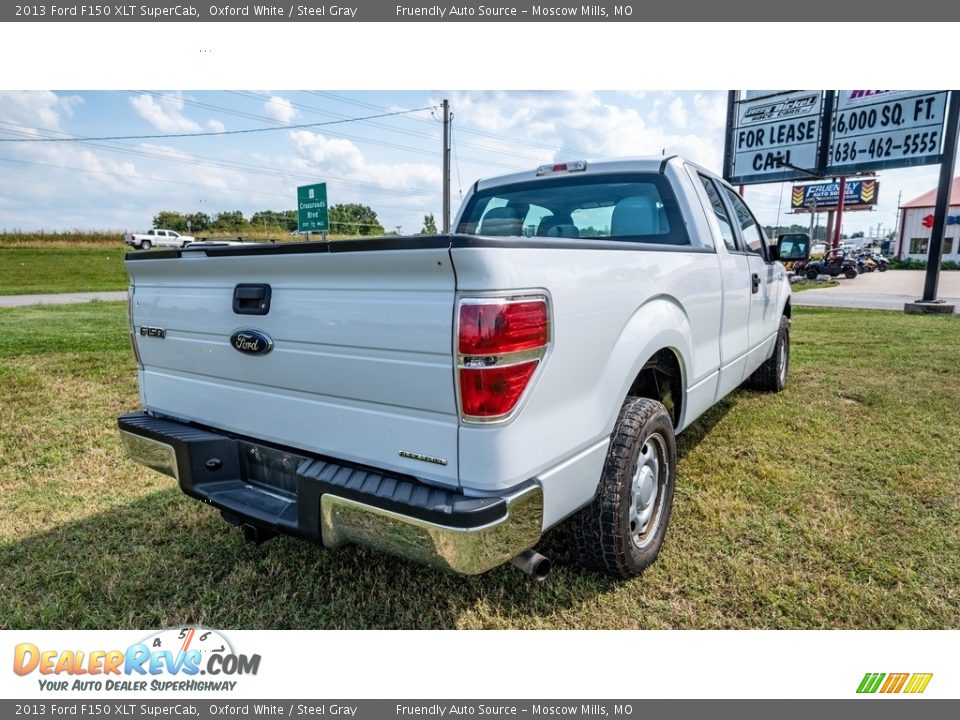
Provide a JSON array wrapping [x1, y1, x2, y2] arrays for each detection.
[[807, 198, 818, 244], [297, 183, 329, 235], [832, 176, 846, 250], [910, 91, 960, 312]]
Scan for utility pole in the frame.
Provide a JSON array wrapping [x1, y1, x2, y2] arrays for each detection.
[[442, 98, 451, 234], [893, 191, 902, 237]]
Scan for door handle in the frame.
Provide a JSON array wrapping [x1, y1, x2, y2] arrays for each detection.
[[751, 273, 761, 294], [233, 284, 272, 315]]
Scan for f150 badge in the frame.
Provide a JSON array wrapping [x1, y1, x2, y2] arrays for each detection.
[[139, 326, 166, 339], [230, 329, 274, 356]]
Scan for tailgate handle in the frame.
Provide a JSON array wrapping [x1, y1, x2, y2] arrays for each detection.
[[233, 284, 272, 315]]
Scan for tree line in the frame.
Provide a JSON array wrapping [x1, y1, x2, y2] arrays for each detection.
[[152, 206, 439, 237], [764, 223, 897, 243]]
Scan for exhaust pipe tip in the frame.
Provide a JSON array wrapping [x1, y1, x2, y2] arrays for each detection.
[[510, 549, 551, 581]]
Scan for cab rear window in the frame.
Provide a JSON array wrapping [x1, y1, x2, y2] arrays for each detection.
[[456, 173, 690, 246]]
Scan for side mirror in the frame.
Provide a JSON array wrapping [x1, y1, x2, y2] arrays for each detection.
[[774, 233, 812, 261]]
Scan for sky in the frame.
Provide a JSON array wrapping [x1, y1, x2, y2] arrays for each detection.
[[0, 90, 951, 237]]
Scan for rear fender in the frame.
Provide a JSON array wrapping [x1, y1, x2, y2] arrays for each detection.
[[604, 296, 692, 432]]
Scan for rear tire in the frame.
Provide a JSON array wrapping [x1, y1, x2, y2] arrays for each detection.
[[878, 264, 887, 272], [806, 268, 819, 280], [139, 240, 152, 250], [746, 314, 790, 392], [571, 397, 676, 579], [844, 268, 857, 279]]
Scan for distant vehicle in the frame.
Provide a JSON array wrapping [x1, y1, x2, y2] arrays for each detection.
[[869, 252, 889, 272], [123, 229, 195, 250], [810, 242, 827, 258], [806, 249, 859, 280]]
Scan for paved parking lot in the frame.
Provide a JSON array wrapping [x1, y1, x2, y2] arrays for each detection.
[[793, 270, 960, 312]]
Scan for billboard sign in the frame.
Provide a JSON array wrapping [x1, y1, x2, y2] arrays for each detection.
[[791, 179, 879, 212], [728, 90, 824, 184], [725, 90, 951, 185], [826, 90, 949, 174]]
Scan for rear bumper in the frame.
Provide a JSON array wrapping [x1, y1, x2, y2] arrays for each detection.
[[117, 412, 542, 574]]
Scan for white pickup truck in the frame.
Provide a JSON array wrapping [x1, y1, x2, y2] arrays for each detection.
[[123, 228, 196, 250], [118, 157, 808, 579]]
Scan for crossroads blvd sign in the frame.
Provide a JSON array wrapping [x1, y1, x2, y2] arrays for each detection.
[[297, 183, 329, 233]]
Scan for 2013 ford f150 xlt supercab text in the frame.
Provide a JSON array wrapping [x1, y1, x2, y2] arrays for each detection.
[[117, 157, 809, 579]]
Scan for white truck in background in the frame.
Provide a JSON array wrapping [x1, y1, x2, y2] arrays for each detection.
[[123, 228, 195, 250], [117, 157, 808, 580]]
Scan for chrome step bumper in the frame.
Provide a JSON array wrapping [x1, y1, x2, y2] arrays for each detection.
[[118, 412, 542, 575]]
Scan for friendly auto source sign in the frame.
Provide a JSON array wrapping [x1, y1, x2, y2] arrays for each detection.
[[791, 179, 879, 211], [297, 183, 329, 233], [826, 90, 948, 173], [730, 90, 823, 184]]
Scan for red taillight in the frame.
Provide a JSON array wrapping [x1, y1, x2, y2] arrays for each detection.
[[459, 362, 538, 417], [458, 300, 548, 355], [457, 297, 550, 421]]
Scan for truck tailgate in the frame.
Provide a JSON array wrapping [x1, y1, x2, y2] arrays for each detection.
[[126, 244, 459, 486]]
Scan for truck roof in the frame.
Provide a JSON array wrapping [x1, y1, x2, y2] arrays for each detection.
[[474, 156, 717, 191]]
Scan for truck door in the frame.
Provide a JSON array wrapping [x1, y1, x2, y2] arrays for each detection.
[[695, 174, 752, 399], [720, 186, 781, 371]]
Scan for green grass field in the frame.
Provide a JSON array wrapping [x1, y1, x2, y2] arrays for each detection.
[[0, 247, 130, 295], [0, 236, 393, 295], [0, 302, 958, 629]]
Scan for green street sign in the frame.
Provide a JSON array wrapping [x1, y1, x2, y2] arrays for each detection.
[[297, 183, 329, 233]]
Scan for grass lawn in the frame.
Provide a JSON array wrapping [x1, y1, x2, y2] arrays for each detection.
[[790, 280, 838, 292], [0, 303, 958, 629], [0, 247, 130, 295]]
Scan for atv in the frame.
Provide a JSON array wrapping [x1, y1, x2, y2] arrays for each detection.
[[805, 249, 858, 280]]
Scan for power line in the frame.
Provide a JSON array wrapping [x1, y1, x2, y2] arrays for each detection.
[[306, 90, 596, 160], [294, 90, 556, 163], [451, 115, 464, 202], [0, 120, 443, 203], [0, 106, 434, 143], [134, 91, 525, 171]]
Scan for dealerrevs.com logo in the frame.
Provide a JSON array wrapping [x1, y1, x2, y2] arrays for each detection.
[[13, 627, 261, 692]]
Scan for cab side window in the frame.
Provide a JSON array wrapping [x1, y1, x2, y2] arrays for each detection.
[[722, 187, 767, 257], [698, 175, 737, 252]]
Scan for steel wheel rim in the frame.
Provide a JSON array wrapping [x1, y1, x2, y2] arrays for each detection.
[[629, 432, 667, 549]]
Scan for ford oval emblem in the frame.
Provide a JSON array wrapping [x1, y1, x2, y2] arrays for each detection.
[[230, 329, 274, 356]]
